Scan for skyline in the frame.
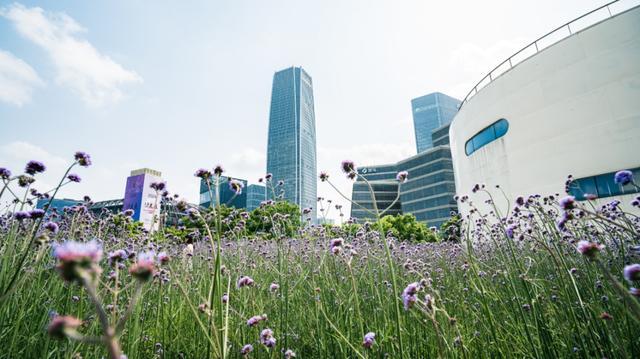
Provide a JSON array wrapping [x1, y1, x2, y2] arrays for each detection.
[[0, 0, 610, 219]]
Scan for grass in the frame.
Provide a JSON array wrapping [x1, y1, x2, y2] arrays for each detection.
[[1, 160, 639, 358]]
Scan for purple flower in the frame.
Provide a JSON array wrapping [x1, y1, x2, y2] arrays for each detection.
[[624, 264, 640, 282], [270, 282, 279, 292], [362, 332, 375, 348], [129, 251, 156, 281], [66, 174, 81, 183], [123, 209, 135, 217], [14, 211, 31, 220], [265, 173, 273, 181], [150, 182, 166, 192], [260, 328, 276, 348], [341, 160, 355, 174], [158, 251, 170, 265], [284, 349, 296, 358], [222, 293, 229, 303], [559, 196, 576, 211], [576, 240, 603, 258], [515, 196, 525, 206], [108, 249, 127, 265], [47, 315, 83, 339], [319, 171, 329, 182], [194, 168, 212, 179], [53, 240, 103, 282], [505, 224, 517, 239], [614, 170, 633, 186], [25, 160, 46, 175], [240, 344, 253, 355], [213, 165, 224, 176], [228, 179, 244, 194], [396, 171, 409, 183], [237, 276, 254, 289], [0, 167, 11, 179], [74, 152, 92, 167], [402, 282, 420, 310], [29, 208, 45, 218], [247, 314, 267, 327], [44, 221, 59, 234], [302, 207, 312, 215]]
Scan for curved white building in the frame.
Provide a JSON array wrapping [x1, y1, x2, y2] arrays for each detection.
[[449, 1, 640, 216]]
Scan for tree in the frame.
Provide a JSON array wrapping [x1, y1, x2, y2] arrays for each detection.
[[375, 213, 438, 242], [247, 201, 301, 238]]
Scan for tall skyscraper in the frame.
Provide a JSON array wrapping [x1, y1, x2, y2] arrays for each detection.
[[246, 184, 266, 211], [199, 176, 248, 209], [411, 92, 460, 153], [266, 66, 318, 220]]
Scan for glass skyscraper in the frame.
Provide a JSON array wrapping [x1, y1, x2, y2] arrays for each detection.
[[266, 66, 317, 220], [411, 92, 460, 153], [199, 177, 248, 209], [246, 184, 266, 211]]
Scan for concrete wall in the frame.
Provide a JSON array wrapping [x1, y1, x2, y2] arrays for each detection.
[[449, 6, 640, 215]]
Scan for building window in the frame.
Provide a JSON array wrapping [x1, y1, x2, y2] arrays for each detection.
[[568, 167, 640, 200], [465, 118, 509, 156]]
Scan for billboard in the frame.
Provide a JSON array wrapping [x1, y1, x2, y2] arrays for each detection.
[[123, 170, 162, 231]]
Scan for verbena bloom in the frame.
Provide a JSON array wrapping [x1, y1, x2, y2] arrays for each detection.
[[623, 264, 640, 282], [319, 171, 329, 182], [341, 160, 355, 174], [213, 165, 224, 176], [614, 170, 633, 186], [329, 238, 343, 255], [396, 171, 408, 183], [362, 332, 375, 348], [25, 160, 46, 175], [559, 196, 576, 211], [44, 221, 59, 234], [108, 249, 127, 265], [18, 175, 35, 187], [47, 315, 83, 339], [247, 314, 267, 327], [576, 240, 603, 258], [74, 152, 92, 167], [158, 251, 170, 265], [53, 240, 103, 282], [194, 168, 212, 179], [14, 211, 30, 220], [222, 293, 229, 303], [270, 282, 279, 292], [229, 179, 244, 194], [129, 251, 156, 281], [284, 349, 296, 358], [402, 282, 420, 310], [240, 344, 253, 355], [29, 208, 45, 218], [0, 167, 11, 179], [237, 276, 254, 289], [67, 174, 81, 183], [260, 328, 276, 348], [150, 182, 166, 191], [302, 207, 312, 215], [265, 173, 272, 181], [123, 209, 135, 217]]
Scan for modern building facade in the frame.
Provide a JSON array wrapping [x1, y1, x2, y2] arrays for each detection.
[[350, 164, 402, 222], [36, 198, 82, 212], [246, 184, 266, 211], [449, 3, 640, 217], [266, 66, 318, 220], [199, 177, 248, 209], [350, 123, 458, 227], [122, 168, 163, 231], [412, 92, 460, 153]]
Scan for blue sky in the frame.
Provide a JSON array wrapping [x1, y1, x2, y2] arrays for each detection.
[[0, 0, 611, 218]]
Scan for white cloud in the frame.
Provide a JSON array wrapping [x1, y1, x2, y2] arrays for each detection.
[[227, 147, 266, 182], [0, 49, 43, 106], [1, 3, 142, 106]]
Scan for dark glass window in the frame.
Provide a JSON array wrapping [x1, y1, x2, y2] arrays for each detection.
[[465, 119, 509, 156], [569, 167, 640, 200]]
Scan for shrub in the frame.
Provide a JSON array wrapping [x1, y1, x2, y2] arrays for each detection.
[[375, 213, 438, 242]]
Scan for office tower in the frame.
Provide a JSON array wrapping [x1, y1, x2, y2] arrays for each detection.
[[246, 184, 266, 211], [350, 123, 457, 228], [199, 176, 248, 209], [266, 66, 318, 220], [411, 92, 460, 153], [349, 164, 402, 222], [122, 168, 163, 231]]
